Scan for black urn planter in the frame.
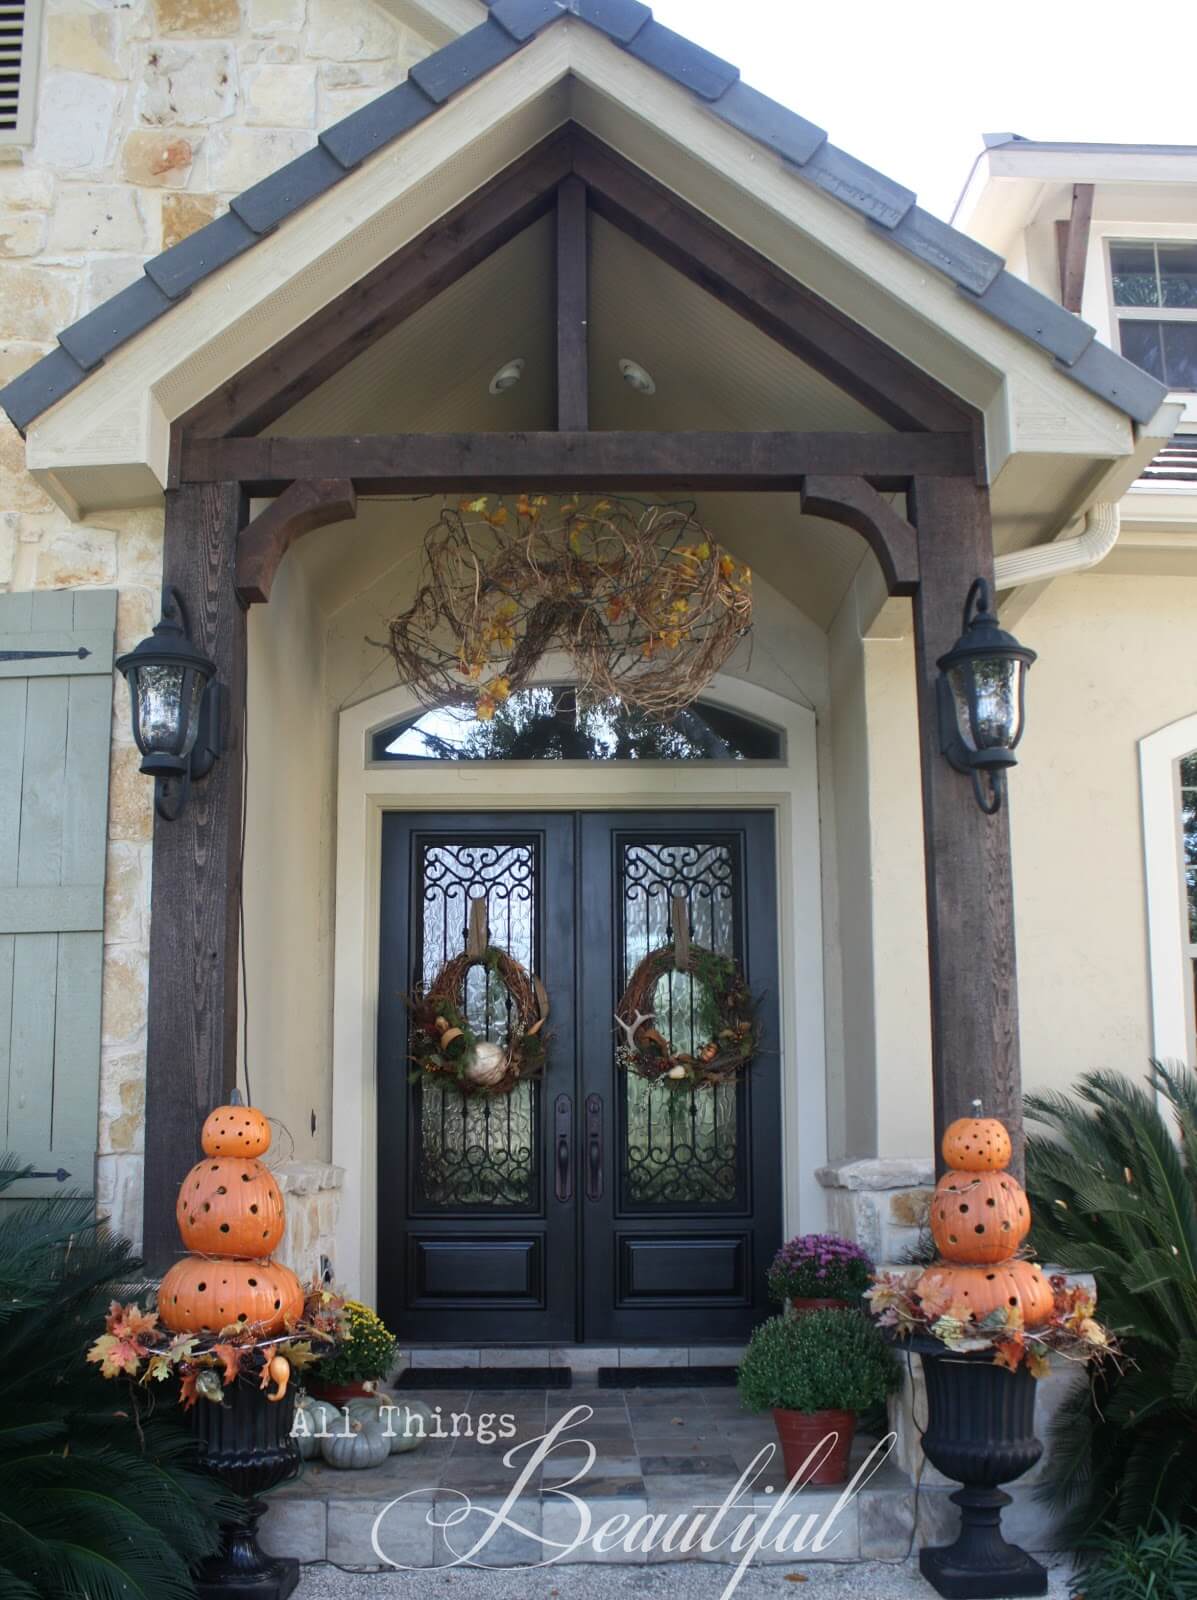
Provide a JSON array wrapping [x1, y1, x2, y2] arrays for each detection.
[[915, 1341, 1048, 1599], [187, 1371, 301, 1600]]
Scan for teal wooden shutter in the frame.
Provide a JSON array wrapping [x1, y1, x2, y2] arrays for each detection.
[[0, 588, 116, 1199]]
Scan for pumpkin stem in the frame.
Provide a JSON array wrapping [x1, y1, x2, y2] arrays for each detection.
[[971, 1097, 984, 1115]]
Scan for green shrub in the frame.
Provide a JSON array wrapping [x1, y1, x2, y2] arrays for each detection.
[[0, 1156, 238, 1598], [1026, 1062, 1197, 1539], [737, 1309, 900, 1415], [1070, 1520, 1197, 1600]]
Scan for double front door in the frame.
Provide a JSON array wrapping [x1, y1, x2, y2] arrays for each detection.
[[377, 810, 781, 1345]]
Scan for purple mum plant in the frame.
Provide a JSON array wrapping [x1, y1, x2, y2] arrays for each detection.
[[767, 1233, 874, 1304]]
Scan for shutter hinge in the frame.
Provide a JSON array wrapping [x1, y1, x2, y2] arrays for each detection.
[[28, 1168, 72, 1184], [0, 648, 91, 663]]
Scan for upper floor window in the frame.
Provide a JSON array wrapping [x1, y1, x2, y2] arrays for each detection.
[[372, 687, 784, 763], [1182, 753, 1197, 947], [1110, 241, 1197, 391]]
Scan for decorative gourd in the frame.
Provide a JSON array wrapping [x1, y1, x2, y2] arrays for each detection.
[[158, 1255, 304, 1336], [941, 1113, 1013, 1173], [293, 1395, 341, 1459], [320, 1412, 391, 1471], [916, 1259, 1054, 1327], [202, 1103, 272, 1159], [385, 1403, 430, 1455], [930, 1169, 1031, 1263], [176, 1156, 285, 1257]]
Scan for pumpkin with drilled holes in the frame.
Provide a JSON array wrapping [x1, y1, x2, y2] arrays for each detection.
[[941, 1114, 1013, 1173], [158, 1255, 304, 1336], [176, 1155, 285, 1257], [202, 1102, 273, 1159], [915, 1259, 1054, 1328], [929, 1169, 1031, 1264]]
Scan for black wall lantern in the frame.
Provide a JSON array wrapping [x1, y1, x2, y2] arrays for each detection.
[[115, 587, 224, 821], [937, 579, 1036, 816]]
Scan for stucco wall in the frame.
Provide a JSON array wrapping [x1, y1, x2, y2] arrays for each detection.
[[0, 0, 436, 1245]]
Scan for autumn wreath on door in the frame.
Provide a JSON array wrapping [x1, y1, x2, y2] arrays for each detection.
[[615, 893, 759, 1091], [406, 898, 549, 1097]]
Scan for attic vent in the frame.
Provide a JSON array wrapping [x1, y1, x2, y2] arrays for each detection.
[[0, 1, 42, 148], [1139, 435, 1197, 486]]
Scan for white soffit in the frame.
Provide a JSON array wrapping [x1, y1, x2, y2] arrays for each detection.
[[24, 20, 1140, 520]]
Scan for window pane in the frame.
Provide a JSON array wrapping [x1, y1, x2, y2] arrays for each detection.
[[1111, 243, 1160, 307], [1159, 245, 1197, 310], [373, 688, 783, 762], [1181, 753, 1197, 787], [1119, 319, 1166, 380], [1162, 323, 1197, 390]]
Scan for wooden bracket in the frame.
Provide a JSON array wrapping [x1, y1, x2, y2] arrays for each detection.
[[555, 175, 590, 432], [1055, 183, 1095, 314], [235, 478, 358, 604], [800, 475, 919, 595]]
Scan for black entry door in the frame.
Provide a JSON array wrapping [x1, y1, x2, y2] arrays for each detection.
[[376, 810, 781, 1345]]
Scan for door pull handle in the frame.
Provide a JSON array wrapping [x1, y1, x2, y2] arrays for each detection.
[[554, 1093, 573, 1202], [586, 1093, 603, 1201]]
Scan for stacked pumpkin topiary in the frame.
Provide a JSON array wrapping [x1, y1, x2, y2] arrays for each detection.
[[158, 1102, 305, 1337], [916, 1106, 1053, 1327]]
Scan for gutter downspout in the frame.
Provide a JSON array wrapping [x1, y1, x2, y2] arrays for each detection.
[[993, 501, 1120, 591]]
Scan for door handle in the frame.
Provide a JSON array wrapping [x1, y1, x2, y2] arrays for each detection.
[[586, 1093, 603, 1201], [554, 1093, 572, 1202]]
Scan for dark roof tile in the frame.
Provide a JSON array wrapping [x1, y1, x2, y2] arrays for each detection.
[[57, 276, 174, 373], [572, 0, 652, 44], [712, 79, 825, 167], [0, 346, 85, 433], [885, 206, 1003, 295], [144, 210, 258, 301], [626, 20, 738, 101], [967, 272, 1095, 365], [318, 79, 436, 170], [409, 18, 521, 104], [1064, 340, 1167, 425], [801, 142, 914, 229], [489, 0, 563, 41], [231, 144, 345, 234]]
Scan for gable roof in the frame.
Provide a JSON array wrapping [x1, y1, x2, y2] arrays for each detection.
[[0, 0, 1167, 436]]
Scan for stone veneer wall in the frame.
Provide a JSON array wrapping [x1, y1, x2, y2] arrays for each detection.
[[816, 1155, 936, 1265], [0, 1, 436, 1248]]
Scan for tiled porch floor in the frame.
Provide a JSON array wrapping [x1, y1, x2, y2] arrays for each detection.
[[260, 1382, 954, 1568]]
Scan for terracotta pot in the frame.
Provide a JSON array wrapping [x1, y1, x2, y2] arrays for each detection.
[[772, 1407, 856, 1486], [306, 1379, 379, 1406], [790, 1296, 853, 1315]]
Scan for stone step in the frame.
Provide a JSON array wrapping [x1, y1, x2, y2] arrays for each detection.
[[395, 1345, 747, 1373]]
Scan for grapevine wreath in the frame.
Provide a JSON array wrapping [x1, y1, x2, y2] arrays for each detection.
[[615, 895, 760, 1091], [406, 901, 548, 1098]]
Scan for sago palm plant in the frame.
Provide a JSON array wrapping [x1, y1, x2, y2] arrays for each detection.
[[0, 1157, 239, 1598], [1026, 1062, 1197, 1540]]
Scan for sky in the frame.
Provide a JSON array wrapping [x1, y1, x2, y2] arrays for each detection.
[[648, 0, 1197, 220]]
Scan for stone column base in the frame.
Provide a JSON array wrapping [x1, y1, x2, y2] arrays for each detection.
[[274, 1162, 343, 1285]]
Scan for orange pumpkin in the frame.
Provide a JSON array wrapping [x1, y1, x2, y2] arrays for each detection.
[[942, 1115, 1012, 1173], [202, 1103, 272, 1159], [159, 1255, 304, 1336], [930, 1169, 1031, 1263], [915, 1259, 1054, 1328], [176, 1156, 284, 1257]]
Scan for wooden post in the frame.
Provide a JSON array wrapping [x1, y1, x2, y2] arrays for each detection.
[[555, 176, 589, 432], [909, 478, 1023, 1177], [143, 482, 248, 1269]]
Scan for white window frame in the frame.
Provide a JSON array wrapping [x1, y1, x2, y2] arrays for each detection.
[[1107, 237, 1197, 394], [1140, 712, 1197, 1069], [0, 1, 43, 153]]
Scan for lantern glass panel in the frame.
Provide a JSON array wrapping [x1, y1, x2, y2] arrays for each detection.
[[948, 656, 1023, 753], [134, 664, 203, 758]]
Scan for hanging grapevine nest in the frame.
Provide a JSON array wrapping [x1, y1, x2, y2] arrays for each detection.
[[405, 920, 549, 1099], [383, 495, 753, 722], [615, 939, 760, 1092]]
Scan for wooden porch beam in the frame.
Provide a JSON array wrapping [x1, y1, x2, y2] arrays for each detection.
[[236, 478, 358, 605], [572, 133, 978, 443], [908, 476, 1023, 1177], [1055, 183, 1095, 315], [555, 177, 589, 432], [800, 476, 918, 594], [177, 132, 574, 445], [180, 430, 976, 495], [143, 482, 248, 1270]]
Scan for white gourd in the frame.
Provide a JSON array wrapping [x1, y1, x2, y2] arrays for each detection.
[[319, 1412, 391, 1471], [385, 1403, 429, 1454], [292, 1395, 341, 1460]]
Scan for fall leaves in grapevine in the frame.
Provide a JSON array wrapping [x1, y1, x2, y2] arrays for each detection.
[[383, 494, 753, 721]]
